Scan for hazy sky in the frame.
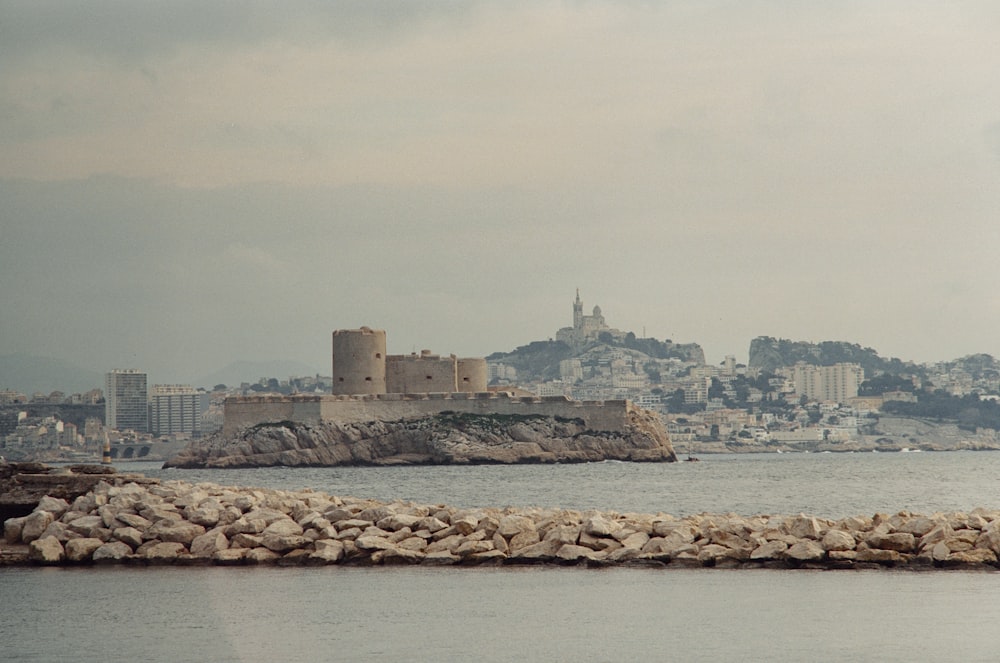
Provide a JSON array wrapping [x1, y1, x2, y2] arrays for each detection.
[[3, 1, 1000, 383]]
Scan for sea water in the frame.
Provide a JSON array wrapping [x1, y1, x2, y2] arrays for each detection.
[[3, 451, 1000, 662]]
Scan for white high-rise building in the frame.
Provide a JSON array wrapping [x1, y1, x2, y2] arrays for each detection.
[[105, 369, 148, 432], [788, 363, 864, 403], [149, 385, 207, 436]]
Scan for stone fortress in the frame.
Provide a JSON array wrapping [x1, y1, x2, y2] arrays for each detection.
[[221, 328, 640, 436], [331, 327, 487, 396]]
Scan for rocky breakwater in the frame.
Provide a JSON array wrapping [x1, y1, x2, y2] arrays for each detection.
[[5, 477, 1000, 570], [0, 461, 157, 522], [164, 409, 676, 468]]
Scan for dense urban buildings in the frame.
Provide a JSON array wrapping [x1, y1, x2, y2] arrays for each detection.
[[104, 369, 148, 432]]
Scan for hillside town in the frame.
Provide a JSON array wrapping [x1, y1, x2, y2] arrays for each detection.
[[3, 292, 1000, 461]]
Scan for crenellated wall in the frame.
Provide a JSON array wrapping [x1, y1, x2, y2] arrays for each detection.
[[223, 393, 633, 436]]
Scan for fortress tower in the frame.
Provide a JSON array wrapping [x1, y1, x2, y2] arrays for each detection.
[[331, 327, 386, 395], [456, 357, 488, 393]]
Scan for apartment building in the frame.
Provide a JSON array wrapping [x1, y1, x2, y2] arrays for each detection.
[[105, 369, 148, 432]]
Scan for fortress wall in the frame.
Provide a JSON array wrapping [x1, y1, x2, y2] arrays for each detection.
[[385, 354, 457, 394], [224, 393, 632, 434], [223, 397, 324, 436]]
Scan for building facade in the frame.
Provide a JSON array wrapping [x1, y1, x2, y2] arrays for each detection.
[[787, 362, 864, 403], [105, 369, 148, 432], [150, 385, 207, 436]]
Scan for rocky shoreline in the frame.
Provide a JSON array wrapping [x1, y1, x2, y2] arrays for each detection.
[[164, 409, 677, 468], [3, 471, 999, 570]]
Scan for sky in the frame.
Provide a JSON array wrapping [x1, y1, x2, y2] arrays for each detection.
[[2, 1, 1000, 384]]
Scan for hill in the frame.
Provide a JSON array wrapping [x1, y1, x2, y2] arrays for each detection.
[[0, 354, 102, 395], [746, 337, 918, 376], [487, 334, 704, 383]]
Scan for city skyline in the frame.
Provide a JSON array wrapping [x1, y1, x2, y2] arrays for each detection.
[[3, 3, 1000, 382]]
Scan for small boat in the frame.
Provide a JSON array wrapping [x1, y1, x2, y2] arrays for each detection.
[[685, 456, 700, 462]]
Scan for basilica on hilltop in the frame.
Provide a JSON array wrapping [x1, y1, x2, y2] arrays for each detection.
[[555, 290, 627, 351]]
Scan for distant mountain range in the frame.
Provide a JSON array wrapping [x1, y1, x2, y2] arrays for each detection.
[[0, 355, 324, 395], [0, 354, 102, 395], [194, 360, 324, 390]]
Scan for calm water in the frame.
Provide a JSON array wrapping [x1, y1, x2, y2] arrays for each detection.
[[5, 452, 1000, 662], [143, 449, 1000, 518]]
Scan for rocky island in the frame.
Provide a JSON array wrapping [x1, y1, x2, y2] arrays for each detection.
[[164, 408, 677, 468]]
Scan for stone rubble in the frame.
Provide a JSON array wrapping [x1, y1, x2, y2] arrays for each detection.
[[3, 477, 1000, 570]]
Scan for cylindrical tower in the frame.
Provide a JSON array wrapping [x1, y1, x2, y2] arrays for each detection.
[[331, 327, 386, 395], [456, 357, 488, 393]]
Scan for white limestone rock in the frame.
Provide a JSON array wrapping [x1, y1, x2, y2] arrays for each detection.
[[619, 531, 650, 550], [21, 510, 54, 543], [497, 515, 535, 539], [454, 540, 494, 557], [750, 540, 788, 561], [116, 512, 153, 530], [244, 547, 281, 564], [787, 515, 824, 540], [36, 496, 71, 519], [309, 539, 345, 564], [261, 534, 311, 553], [865, 532, 916, 553], [142, 541, 187, 562], [855, 548, 902, 564], [113, 526, 144, 549], [39, 521, 81, 543], [821, 529, 856, 552], [4, 516, 27, 544], [92, 540, 134, 563], [511, 539, 562, 561], [66, 515, 105, 537], [262, 519, 304, 537], [65, 537, 104, 562], [543, 524, 581, 546], [146, 520, 206, 545], [422, 550, 461, 565], [28, 535, 65, 563], [190, 530, 230, 557], [785, 540, 826, 562], [583, 515, 618, 537], [555, 544, 597, 562]]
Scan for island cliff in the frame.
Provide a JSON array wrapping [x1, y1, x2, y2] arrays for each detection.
[[164, 408, 677, 468]]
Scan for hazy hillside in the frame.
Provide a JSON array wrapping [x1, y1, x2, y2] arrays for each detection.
[[0, 355, 324, 395], [746, 337, 918, 375], [0, 354, 102, 395], [194, 360, 325, 390], [487, 334, 705, 382]]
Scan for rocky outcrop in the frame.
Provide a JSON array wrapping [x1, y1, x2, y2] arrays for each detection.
[[0, 461, 157, 521], [4, 478, 1000, 570], [164, 409, 677, 468]]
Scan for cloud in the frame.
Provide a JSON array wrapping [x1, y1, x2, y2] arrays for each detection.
[[3, 2, 1000, 381]]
